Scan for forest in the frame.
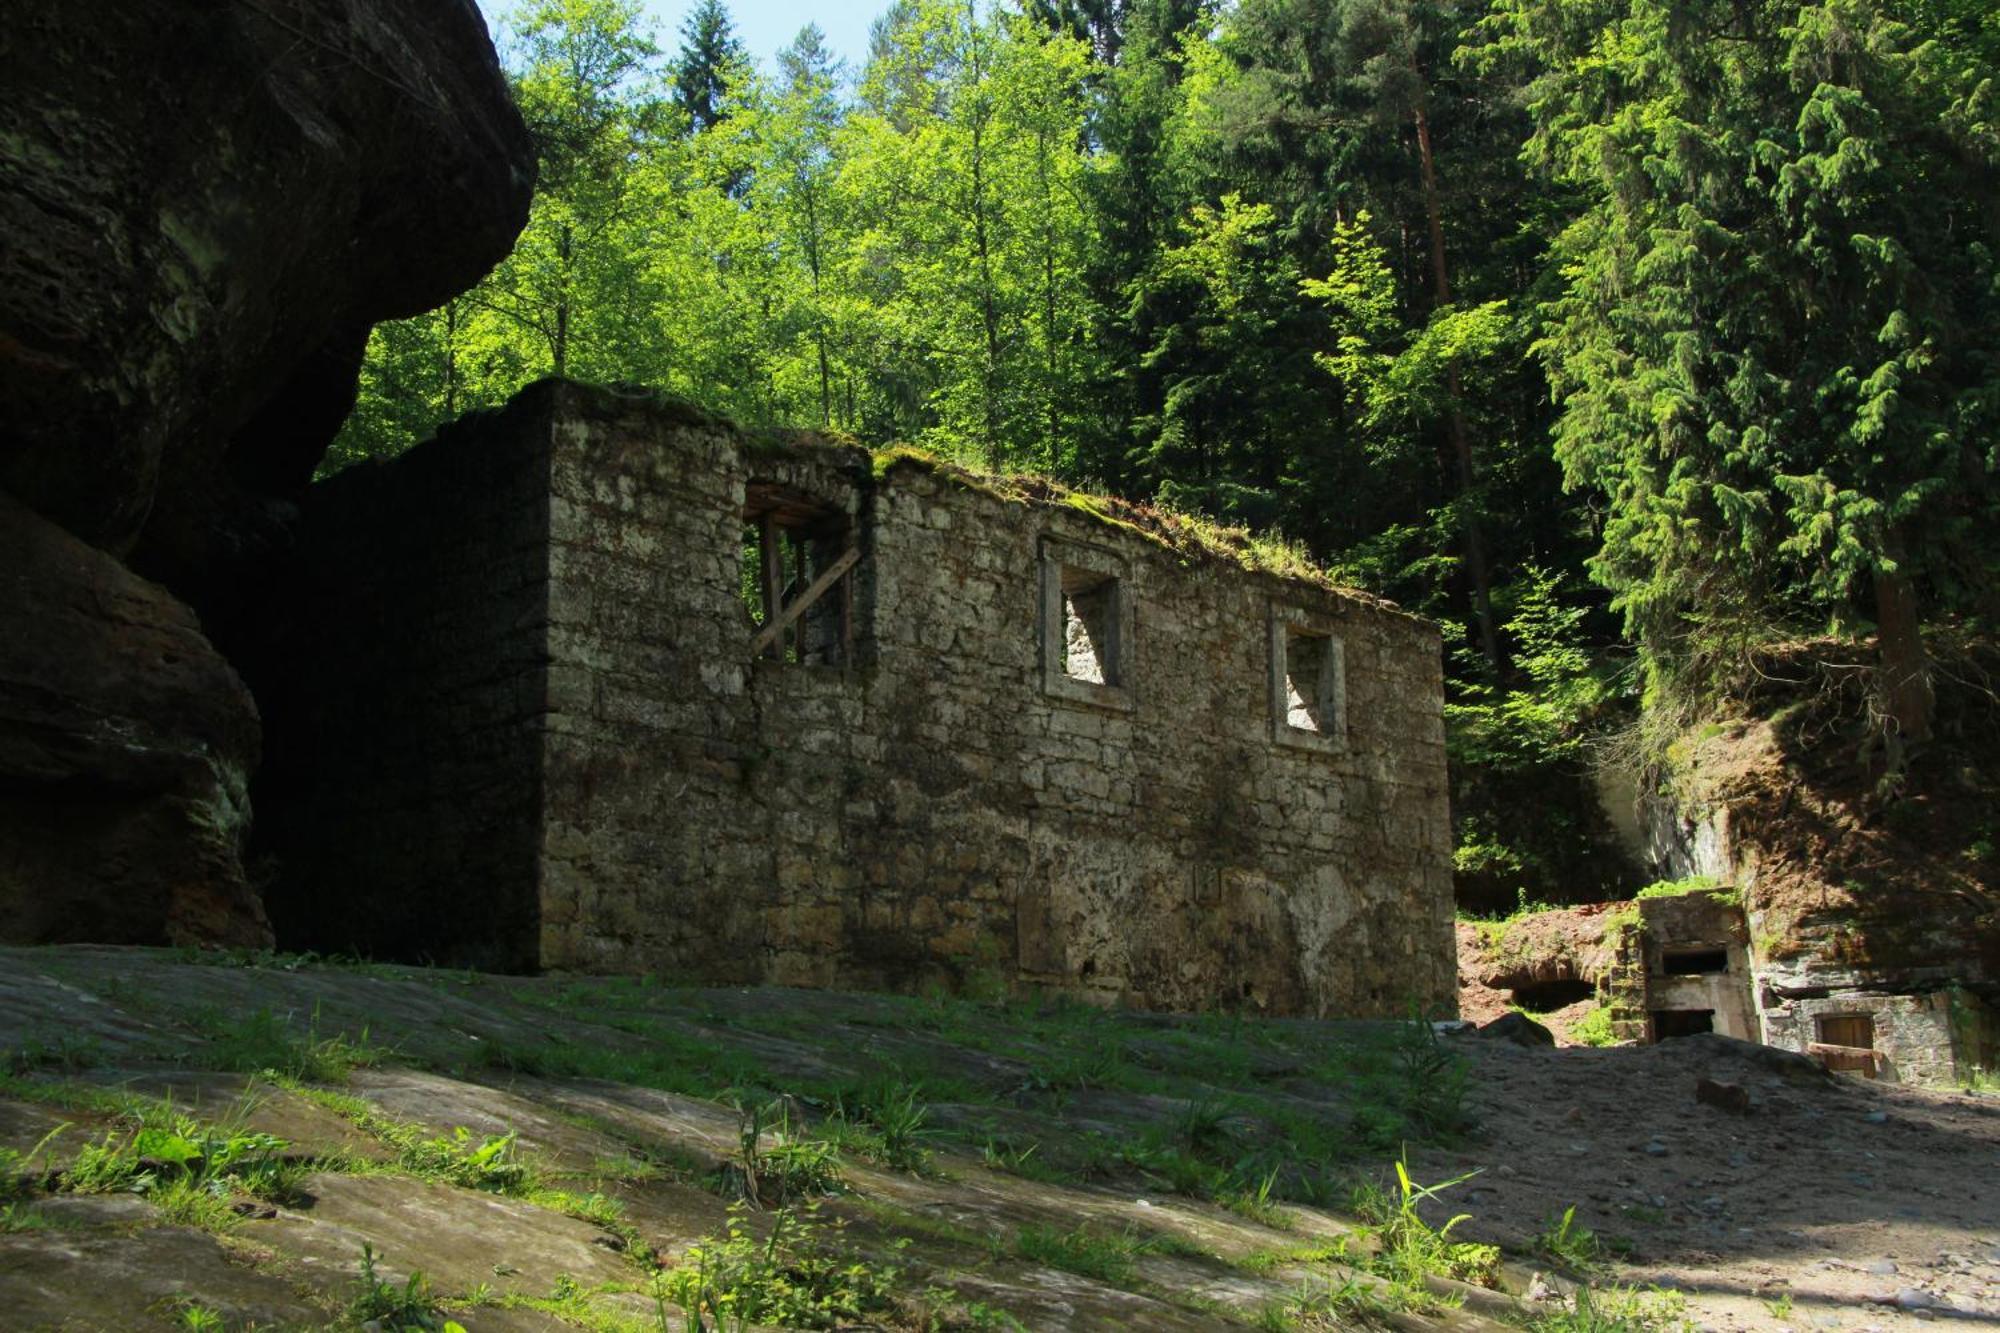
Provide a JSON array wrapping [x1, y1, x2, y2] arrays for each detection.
[[339, 0, 2000, 911]]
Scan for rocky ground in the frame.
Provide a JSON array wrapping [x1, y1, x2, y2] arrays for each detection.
[[0, 947, 1993, 1331]]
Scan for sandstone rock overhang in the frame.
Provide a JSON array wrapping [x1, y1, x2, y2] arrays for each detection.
[[0, 0, 535, 949], [249, 380, 1456, 1015]]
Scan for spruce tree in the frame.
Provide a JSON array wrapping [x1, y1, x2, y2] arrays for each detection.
[[1479, 0, 2000, 740], [673, 0, 747, 132]]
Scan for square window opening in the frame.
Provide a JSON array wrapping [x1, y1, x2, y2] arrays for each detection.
[[1061, 569, 1121, 686], [1283, 629, 1337, 734], [742, 485, 857, 667], [1662, 948, 1729, 975]]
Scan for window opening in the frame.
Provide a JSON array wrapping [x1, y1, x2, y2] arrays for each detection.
[[1651, 1009, 1713, 1040], [1061, 568, 1120, 685], [1040, 540, 1135, 711], [1283, 629, 1336, 732], [1662, 949, 1729, 975], [1269, 606, 1346, 750], [741, 484, 857, 667], [1814, 1013, 1879, 1077]]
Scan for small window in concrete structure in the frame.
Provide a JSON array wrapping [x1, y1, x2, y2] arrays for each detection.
[[1040, 539, 1135, 711], [1815, 1013, 1879, 1077], [1269, 605, 1346, 751], [1652, 1009, 1713, 1039], [742, 482, 859, 667], [1662, 948, 1729, 975]]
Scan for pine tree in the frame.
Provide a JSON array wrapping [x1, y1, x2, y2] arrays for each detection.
[[673, 0, 747, 132]]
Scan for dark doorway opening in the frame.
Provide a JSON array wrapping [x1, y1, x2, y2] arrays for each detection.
[[1510, 978, 1595, 1011], [1652, 1009, 1713, 1040]]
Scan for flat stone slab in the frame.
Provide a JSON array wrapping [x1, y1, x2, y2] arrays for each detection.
[[0, 1223, 321, 1331], [519, 1077, 745, 1174], [241, 1170, 641, 1301], [0, 1098, 102, 1177], [349, 1068, 636, 1177]]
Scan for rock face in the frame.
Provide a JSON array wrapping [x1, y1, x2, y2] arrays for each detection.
[[0, 0, 534, 576], [0, 494, 267, 946], [0, 0, 534, 945]]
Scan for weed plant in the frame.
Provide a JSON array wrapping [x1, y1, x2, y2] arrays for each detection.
[[62, 1113, 301, 1228], [1526, 1284, 1689, 1332], [1538, 1205, 1603, 1272], [723, 1098, 842, 1205], [659, 1201, 903, 1331], [348, 1242, 464, 1331], [1350, 1158, 1499, 1294]]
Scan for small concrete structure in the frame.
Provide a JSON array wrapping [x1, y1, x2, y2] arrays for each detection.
[[1597, 892, 1758, 1044], [1632, 894, 1757, 1041], [251, 381, 1456, 1015]]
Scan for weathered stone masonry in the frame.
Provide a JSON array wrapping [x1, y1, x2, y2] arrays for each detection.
[[257, 380, 1455, 1015]]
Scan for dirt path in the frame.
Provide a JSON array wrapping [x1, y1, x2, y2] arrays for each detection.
[[1411, 1034, 2000, 1331]]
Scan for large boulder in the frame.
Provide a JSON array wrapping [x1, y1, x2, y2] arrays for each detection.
[[0, 0, 535, 587], [0, 492, 268, 946], [0, 0, 534, 945]]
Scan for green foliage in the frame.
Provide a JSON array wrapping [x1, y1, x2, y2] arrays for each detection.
[[1537, 1204, 1603, 1272], [659, 1202, 904, 1331], [1447, 565, 1637, 910], [1350, 1157, 1500, 1294], [1475, 0, 2000, 710], [1570, 1006, 1618, 1048], [1013, 1223, 1150, 1283]]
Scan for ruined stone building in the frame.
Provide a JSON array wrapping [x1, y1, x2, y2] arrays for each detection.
[[248, 381, 1456, 1015]]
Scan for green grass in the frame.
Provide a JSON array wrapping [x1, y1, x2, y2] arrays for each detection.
[[1013, 1223, 1152, 1284], [189, 1004, 387, 1082], [1633, 875, 1740, 908]]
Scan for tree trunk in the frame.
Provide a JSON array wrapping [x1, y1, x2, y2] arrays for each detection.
[[1412, 83, 1503, 680], [1873, 545, 1932, 745]]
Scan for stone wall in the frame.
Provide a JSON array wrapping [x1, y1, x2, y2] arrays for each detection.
[[250, 396, 553, 969], [269, 381, 1454, 1014]]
